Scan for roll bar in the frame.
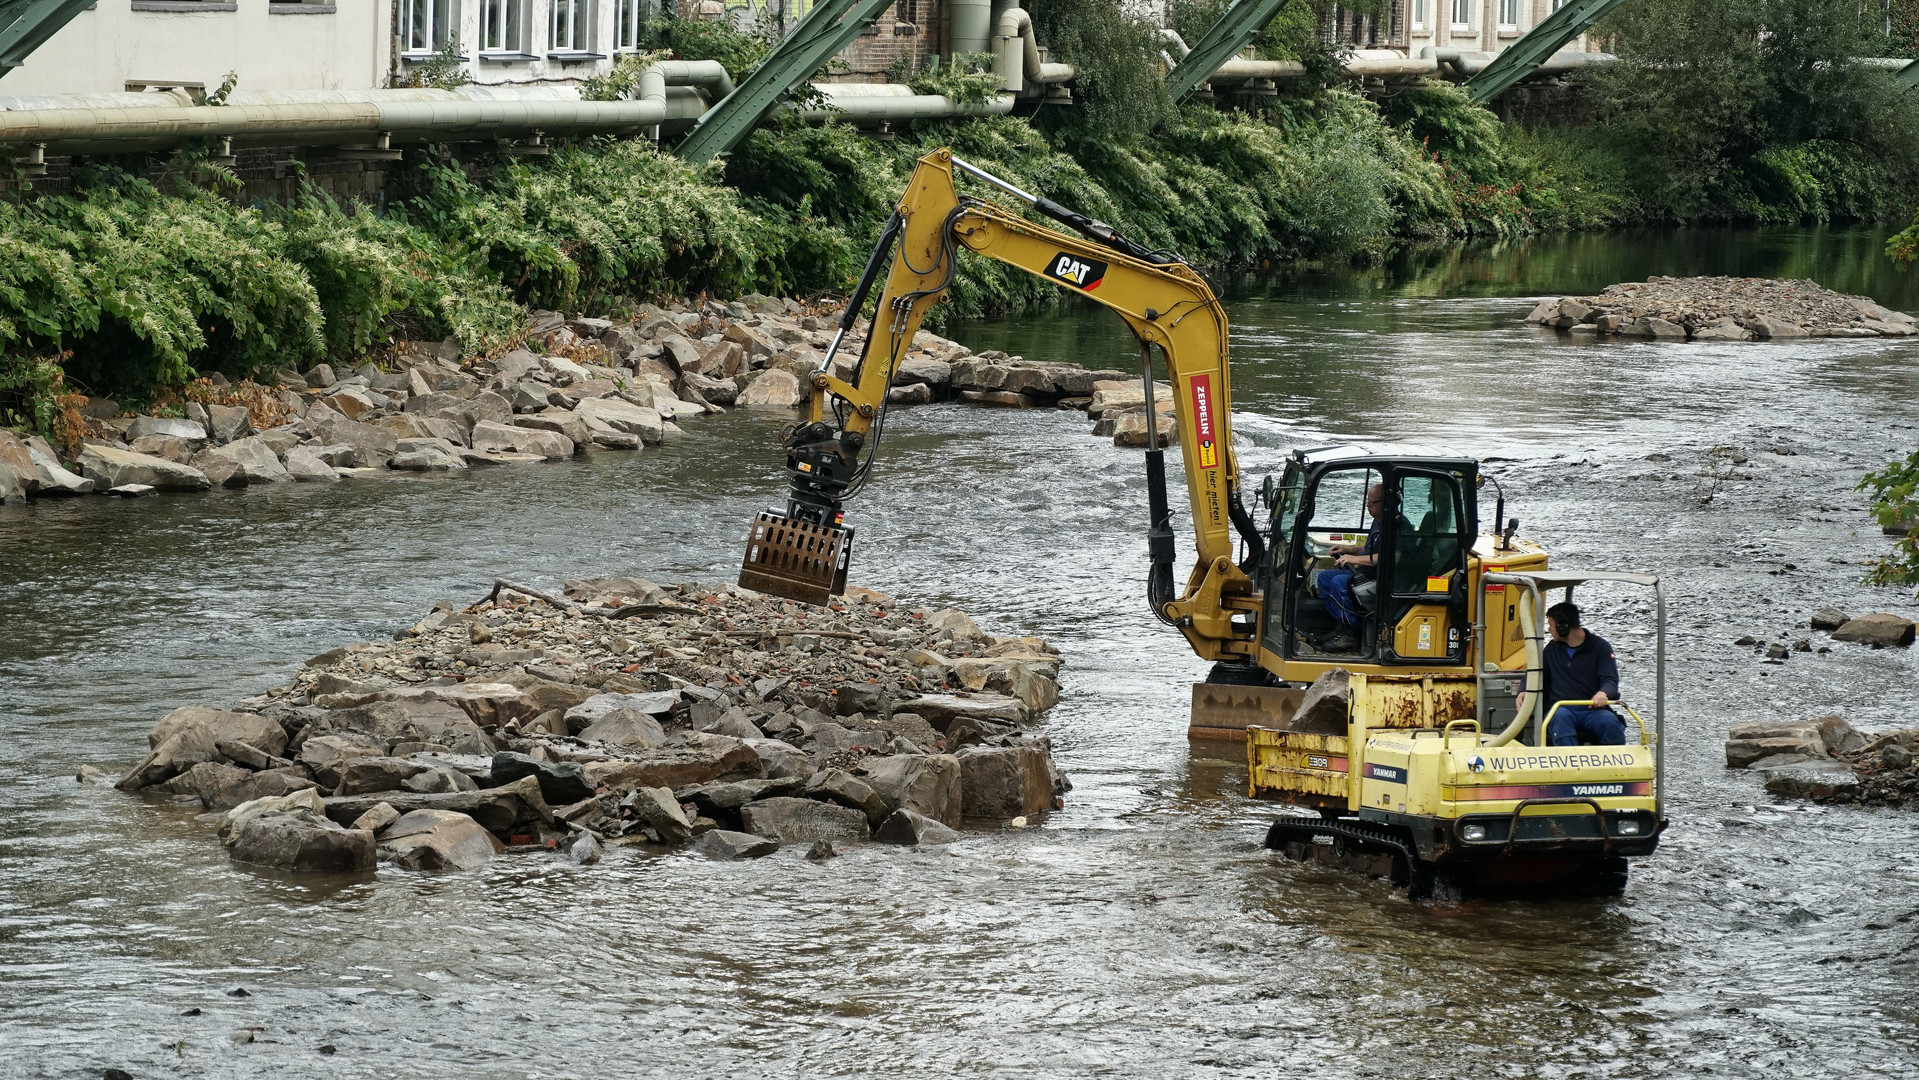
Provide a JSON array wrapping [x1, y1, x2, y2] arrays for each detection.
[[1476, 570, 1665, 821]]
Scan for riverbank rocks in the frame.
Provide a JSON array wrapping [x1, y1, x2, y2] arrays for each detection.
[[1528, 277, 1918, 341], [110, 576, 1068, 873], [1722, 714, 1919, 808], [229, 811, 375, 873], [9, 293, 1144, 507]]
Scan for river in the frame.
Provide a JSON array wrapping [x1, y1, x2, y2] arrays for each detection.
[[3, 225, 1918, 1078]]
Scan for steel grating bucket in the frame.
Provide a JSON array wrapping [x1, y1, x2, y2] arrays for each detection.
[[738, 510, 854, 606]]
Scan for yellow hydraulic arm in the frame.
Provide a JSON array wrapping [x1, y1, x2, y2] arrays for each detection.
[[739, 148, 1263, 662]]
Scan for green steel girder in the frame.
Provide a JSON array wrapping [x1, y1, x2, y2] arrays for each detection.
[[1165, 0, 1292, 102], [1897, 58, 1919, 92], [674, 0, 900, 164], [0, 0, 94, 76], [1462, 0, 1626, 104]]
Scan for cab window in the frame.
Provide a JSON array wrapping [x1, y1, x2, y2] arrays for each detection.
[[1392, 473, 1464, 592]]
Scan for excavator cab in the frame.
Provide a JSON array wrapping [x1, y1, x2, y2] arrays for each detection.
[[1257, 446, 1478, 671]]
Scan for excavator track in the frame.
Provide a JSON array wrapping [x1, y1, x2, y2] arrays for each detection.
[[1264, 815, 1444, 900]]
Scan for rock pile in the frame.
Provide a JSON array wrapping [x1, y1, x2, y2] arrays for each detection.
[[100, 577, 1071, 873], [0, 293, 1142, 505], [1527, 276, 1918, 341], [1724, 713, 1919, 808], [1732, 608, 1916, 663]]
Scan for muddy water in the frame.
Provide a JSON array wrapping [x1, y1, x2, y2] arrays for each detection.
[[5, 225, 1919, 1078]]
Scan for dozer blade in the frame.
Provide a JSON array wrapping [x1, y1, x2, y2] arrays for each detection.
[[738, 510, 854, 607]]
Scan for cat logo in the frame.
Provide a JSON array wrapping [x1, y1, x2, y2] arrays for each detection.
[[1044, 252, 1108, 292]]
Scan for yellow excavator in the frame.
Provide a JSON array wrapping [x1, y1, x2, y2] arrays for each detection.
[[739, 148, 1667, 898]]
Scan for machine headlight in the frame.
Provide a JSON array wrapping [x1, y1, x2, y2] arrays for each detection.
[[1616, 820, 1642, 836], [1460, 823, 1488, 841]]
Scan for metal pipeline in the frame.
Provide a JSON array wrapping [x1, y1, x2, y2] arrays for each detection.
[[797, 84, 1015, 122], [993, 7, 1074, 94]]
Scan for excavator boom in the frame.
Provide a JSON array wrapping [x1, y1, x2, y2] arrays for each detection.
[[739, 148, 1263, 661]]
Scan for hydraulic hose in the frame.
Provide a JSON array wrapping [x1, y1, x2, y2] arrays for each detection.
[[1145, 448, 1178, 621], [1489, 586, 1543, 747]]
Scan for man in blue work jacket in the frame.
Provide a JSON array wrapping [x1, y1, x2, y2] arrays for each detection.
[[1542, 601, 1625, 746]]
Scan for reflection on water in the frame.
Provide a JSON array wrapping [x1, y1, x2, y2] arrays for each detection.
[[3, 226, 1919, 1077]]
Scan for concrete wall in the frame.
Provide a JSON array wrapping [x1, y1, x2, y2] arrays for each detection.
[[3, 1, 390, 96]]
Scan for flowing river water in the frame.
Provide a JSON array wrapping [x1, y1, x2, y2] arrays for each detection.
[[4, 225, 1919, 1079]]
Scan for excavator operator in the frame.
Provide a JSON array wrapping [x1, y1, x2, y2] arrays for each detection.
[[1315, 483, 1386, 649]]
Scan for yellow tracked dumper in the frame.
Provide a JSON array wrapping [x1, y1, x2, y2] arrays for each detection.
[[736, 148, 1666, 898]]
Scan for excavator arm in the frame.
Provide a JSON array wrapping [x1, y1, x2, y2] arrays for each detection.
[[739, 148, 1264, 662]]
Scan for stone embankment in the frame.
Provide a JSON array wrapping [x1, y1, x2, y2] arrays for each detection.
[[1723, 607, 1918, 807], [1528, 276, 1918, 341], [93, 577, 1070, 872], [0, 293, 1162, 504]]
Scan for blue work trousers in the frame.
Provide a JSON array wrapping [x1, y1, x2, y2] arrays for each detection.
[[1317, 569, 1362, 628], [1547, 705, 1626, 747]]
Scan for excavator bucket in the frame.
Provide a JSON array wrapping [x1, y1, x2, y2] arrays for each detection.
[[738, 510, 854, 606]]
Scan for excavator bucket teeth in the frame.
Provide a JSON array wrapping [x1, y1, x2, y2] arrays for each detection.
[[738, 511, 854, 607]]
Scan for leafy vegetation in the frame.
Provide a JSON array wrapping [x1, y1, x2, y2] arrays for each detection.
[[1860, 452, 1919, 592], [9, 0, 1919, 441]]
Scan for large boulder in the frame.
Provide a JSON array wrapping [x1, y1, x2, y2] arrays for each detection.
[[872, 808, 961, 845], [624, 785, 692, 844], [1831, 614, 1915, 648], [76, 444, 210, 492], [125, 416, 207, 443], [514, 409, 592, 448], [117, 707, 288, 791], [490, 751, 595, 805], [694, 830, 780, 859], [739, 796, 870, 843], [218, 788, 326, 844], [167, 762, 315, 811], [1724, 719, 1826, 769], [335, 756, 433, 796], [1288, 669, 1351, 734], [23, 440, 94, 494], [1810, 608, 1851, 632], [574, 397, 664, 443], [956, 745, 1053, 820], [209, 436, 291, 482], [323, 773, 553, 837], [905, 693, 1027, 731], [578, 710, 668, 750], [565, 691, 678, 728], [858, 753, 962, 828], [379, 809, 504, 871], [229, 811, 375, 873], [684, 777, 804, 817], [1816, 715, 1868, 757], [284, 446, 340, 482], [582, 733, 762, 791], [469, 419, 573, 461], [309, 415, 399, 462], [737, 369, 805, 409], [300, 733, 389, 791], [802, 768, 889, 824]]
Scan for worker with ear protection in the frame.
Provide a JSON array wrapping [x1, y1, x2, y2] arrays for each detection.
[[1543, 601, 1626, 747]]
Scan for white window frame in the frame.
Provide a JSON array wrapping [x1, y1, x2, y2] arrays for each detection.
[[479, 0, 529, 55], [1451, 0, 1471, 30], [550, 0, 593, 53], [613, 0, 645, 51], [1410, 0, 1427, 30], [1497, 0, 1519, 29], [399, 0, 457, 55]]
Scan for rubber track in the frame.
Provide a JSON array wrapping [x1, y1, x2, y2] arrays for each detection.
[[1265, 816, 1431, 897]]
